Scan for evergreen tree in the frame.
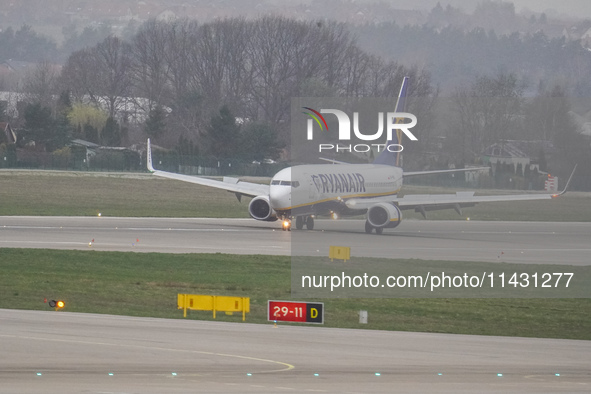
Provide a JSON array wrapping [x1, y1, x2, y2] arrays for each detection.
[[50, 91, 74, 151], [144, 106, 167, 139], [102, 116, 121, 146], [22, 103, 54, 150], [84, 123, 99, 144], [239, 122, 283, 162], [206, 105, 240, 158], [176, 135, 200, 166]]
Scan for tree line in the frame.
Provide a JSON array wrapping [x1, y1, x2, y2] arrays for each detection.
[[19, 16, 434, 160], [1, 16, 589, 189]]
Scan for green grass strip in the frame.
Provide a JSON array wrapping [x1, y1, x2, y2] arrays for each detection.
[[1, 171, 590, 220], [1, 248, 589, 340]]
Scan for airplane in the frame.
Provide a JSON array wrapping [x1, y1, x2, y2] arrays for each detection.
[[147, 77, 576, 234]]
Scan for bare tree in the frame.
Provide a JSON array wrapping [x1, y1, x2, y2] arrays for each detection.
[[130, 19, 171, 108], [450, 72, 523, 160], [60, 48, 98, 103], [93, 36, 133, 119], [23, 60, 59, 106], [163, 18, 202, 138]]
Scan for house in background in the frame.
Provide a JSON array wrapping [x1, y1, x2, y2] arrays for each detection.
[[482, 140, 554, 175], [0, 60, 35, 74], [482, 141, 530, 175]]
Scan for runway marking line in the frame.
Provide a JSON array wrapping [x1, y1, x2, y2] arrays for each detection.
[[0, 333, 295, 374]]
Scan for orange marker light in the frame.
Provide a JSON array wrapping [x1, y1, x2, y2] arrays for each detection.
[[48, 299, 65, 309]]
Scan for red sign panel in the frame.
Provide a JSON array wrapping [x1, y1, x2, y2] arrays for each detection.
[[268, 300, 324, 324]]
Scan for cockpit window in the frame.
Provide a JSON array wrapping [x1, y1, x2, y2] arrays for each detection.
[[272, 180, 297, 187]]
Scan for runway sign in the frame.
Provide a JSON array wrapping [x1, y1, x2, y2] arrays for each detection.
[[177, 294, 250, 321], [329, 245, 350, 262], [268, 300, 324, 324]]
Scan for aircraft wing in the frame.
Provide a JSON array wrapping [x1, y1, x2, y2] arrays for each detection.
[[147, 139, 269, 198], [403, 167, 489, 177], [346, 191, 553, 211], [346, 165, 576, 215]]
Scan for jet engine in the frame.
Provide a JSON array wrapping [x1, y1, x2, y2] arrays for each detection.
[[248, 196, 278, 221], [367, 203, 402, 228]]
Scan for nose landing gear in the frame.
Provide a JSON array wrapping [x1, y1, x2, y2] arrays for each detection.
[[282, 219, 291, 231], [365, 220, 383, 235]]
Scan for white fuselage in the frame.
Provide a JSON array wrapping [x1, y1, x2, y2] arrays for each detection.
[[269, 164, 403, 217]]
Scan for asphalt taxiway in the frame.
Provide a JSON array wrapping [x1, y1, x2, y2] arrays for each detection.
[[1, 216, 590, 265]]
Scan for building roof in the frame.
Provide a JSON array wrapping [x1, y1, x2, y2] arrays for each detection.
[[0, 60, 35, 72], [482, 141, 528, 158], [482, 140, 554, 160], [71, 139, 100, 149]]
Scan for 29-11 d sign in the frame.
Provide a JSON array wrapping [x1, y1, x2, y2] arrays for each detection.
[[268, 300, 324, 324]]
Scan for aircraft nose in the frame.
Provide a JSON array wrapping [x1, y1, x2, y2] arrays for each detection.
[[270, 186, 291, 210]]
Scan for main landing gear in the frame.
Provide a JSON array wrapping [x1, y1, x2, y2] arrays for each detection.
[[283, 216, 314, 231]]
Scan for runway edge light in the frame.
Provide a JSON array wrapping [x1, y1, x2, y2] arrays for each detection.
[[48, 299, 65, 310]]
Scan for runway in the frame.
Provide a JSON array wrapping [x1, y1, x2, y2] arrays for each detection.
[[1, 309, 590, 393], [1, 216, 590, 265]]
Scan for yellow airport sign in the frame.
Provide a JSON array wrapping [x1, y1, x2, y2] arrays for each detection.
[[177, 294, 250, 321], [329, 246, 350, 262]]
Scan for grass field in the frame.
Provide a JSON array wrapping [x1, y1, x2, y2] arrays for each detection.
[[1, 170, 590, 221], [0, 248, 589, 340]]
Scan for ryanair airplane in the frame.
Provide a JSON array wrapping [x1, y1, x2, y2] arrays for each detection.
[[147, 78, 575, 234]]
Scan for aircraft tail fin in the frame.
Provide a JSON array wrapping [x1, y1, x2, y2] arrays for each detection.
[[373, 76, 409, 167]]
